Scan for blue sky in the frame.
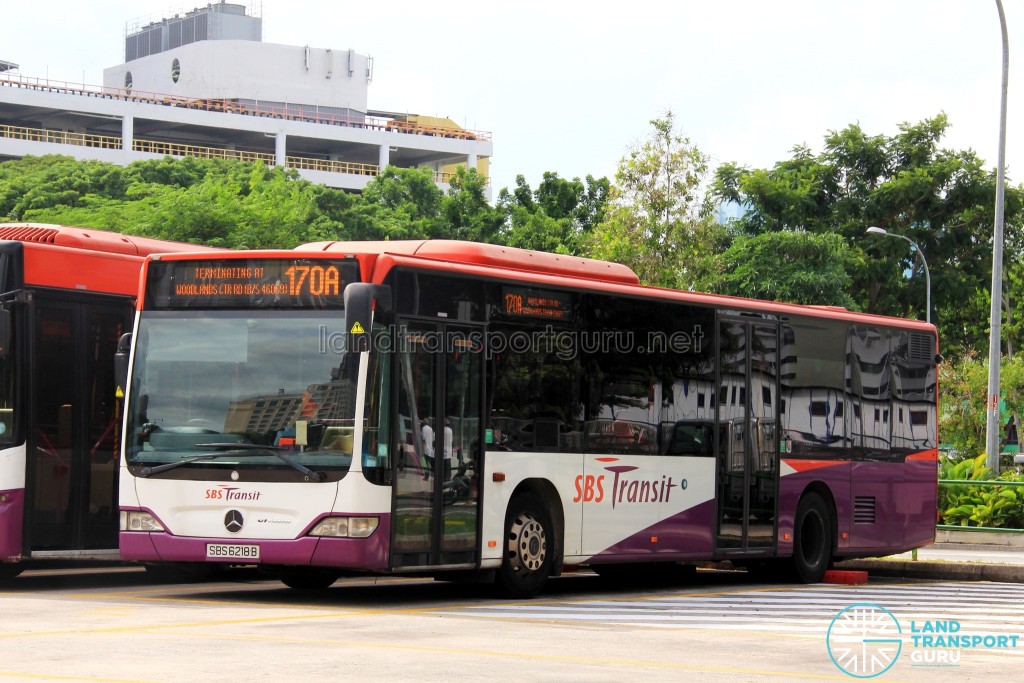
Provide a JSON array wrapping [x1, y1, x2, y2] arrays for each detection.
[[3, 1, 1021, 197]]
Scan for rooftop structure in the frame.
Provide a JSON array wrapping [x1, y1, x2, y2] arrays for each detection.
[[0, 3, 491, 194], [125, 2, 263, 61]]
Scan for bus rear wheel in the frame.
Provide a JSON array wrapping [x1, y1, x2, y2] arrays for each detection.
[[496, 493, 552, 598], [792, 492, 832, 583]]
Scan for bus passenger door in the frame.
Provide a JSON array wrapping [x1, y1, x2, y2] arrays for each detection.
[[716, 318, 778, 554], [392, 321, 483, 569], [30, 295, 129, 552]]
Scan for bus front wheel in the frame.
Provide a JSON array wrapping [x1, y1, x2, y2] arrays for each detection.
[[792, 492, 832, 583], [496, 493, 552, 598]]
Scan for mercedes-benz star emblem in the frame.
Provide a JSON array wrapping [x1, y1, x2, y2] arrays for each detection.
[[224, 509, 244, 533]]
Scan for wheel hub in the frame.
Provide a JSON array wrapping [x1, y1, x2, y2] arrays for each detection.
[[508, 512, 547, 573]]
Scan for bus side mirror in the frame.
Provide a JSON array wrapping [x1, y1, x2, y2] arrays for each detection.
[[343, 284, 390, 353], [0, 309, 9, 360], [114, 332, 132, 398]]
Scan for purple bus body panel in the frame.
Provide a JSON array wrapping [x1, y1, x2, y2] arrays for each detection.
[[587, 498, 717, 561], [778, 458, 936, 557], [311, 515, 390, 570], [903, 458, 939, 548], [120, 513, 392, 570], [0, 488, 24, 560], [119, 531, 161, 560], [586, 455, 936, 563]]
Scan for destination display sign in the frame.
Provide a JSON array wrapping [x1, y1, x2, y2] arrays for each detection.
[[502, 286, 573, 321], [145, 258, 361, 309]]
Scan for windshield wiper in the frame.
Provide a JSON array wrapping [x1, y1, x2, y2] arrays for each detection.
[[138, 453, 225, 477], [195, 443, 327, 482], [137, 443, 326, 481]]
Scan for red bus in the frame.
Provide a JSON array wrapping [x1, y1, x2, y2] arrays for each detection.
[[0, 224, 213, 579], [117, 240, 938, 596]]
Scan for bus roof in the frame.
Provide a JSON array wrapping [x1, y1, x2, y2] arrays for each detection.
[[145, 240, 935, 332], [300, 240, 641, 286], [0, 223, 218, 297], [370, 249, 937, 332], [0, 223, 209, 257]]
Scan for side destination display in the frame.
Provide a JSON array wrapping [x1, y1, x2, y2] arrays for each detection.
[[502, 286, 573, 321], [145, 258, 361, 309]]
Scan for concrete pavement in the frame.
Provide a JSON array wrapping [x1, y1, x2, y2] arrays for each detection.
[[839, 530, 1024, 582]]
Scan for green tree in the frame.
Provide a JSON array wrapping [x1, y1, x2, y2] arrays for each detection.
[[2, 156, 513, 248], [360, 165, 442, 239], [0, 155, 129, 220], [439, 166, 503, 242], [10, 156, 328, 248], [585, 112, 721, 288], [939, 354, 1024, 461], [1000, 218, 1024, 359], [305, 184, 378, 243], [713, 114, 1024, 358], [496, 172, 610, 254], [701, 231, 859, 307]]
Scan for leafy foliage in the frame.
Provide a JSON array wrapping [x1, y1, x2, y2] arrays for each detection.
[[0, 156, 510, 249], [938, 353, 1024, 458], [4, 110, 1024, 365], [713, 114, 1024, 358], [495, 172, 609, 254], [585, 112, 724, 289], [700, 231, 859, 307], [938, 453, 1024, 528]]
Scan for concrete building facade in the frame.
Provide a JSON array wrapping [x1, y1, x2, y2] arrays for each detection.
[[0, 2, 491, 194]]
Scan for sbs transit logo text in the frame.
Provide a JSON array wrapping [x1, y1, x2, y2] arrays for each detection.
[[572, 457, 687, 509]]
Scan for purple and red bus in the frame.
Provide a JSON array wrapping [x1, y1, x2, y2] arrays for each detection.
[[117, 240, 937, 596], [0, 224, 215, 579]]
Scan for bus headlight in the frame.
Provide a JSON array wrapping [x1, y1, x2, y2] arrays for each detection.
[[309, 516, 378, 538], [120, 510, 165, 532]]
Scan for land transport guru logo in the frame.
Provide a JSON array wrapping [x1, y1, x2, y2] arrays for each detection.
[[827, 602, 1021, 678], [827, 603, 902, 678]]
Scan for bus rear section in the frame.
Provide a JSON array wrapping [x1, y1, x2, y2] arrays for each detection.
[[0, 224, 214, 579], [118, 241, 938, 596]]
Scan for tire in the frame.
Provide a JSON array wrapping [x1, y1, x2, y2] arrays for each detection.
[[0, 563, 24, 580], [279, 568, 339, 591], [792, 492, 832, 583], [496, 493, 553, 598]]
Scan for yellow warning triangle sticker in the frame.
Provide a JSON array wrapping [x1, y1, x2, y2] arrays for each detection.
[[115, 386, 124, 398], [350, 322, 366, 334]]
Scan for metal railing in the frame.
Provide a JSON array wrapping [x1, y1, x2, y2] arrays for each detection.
[[0, 121, 468, 186], [0, 123, 122, 149], [133, 139, 276, 164], [0, 73, 492, 141], [285, 156, 378, 177]]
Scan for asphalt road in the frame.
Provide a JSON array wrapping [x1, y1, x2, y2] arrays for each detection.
[[2, 565, 1022, 682]]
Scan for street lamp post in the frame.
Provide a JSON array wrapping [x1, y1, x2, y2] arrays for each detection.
[[986, 0, 1010, 471], [866, 226, 931, 325]]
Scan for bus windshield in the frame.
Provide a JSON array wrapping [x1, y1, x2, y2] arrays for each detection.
[[125, 310, 355, 479]]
